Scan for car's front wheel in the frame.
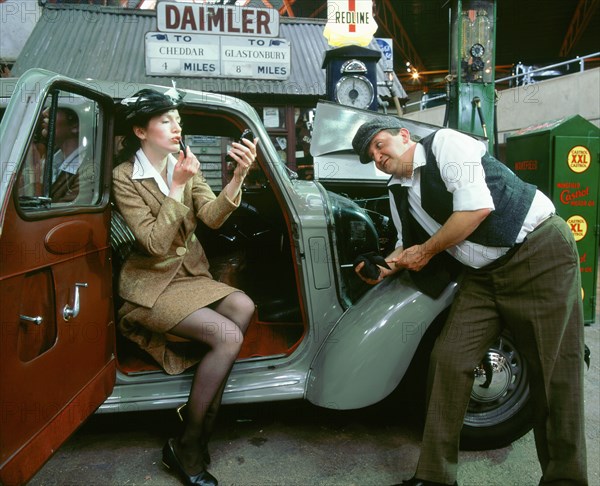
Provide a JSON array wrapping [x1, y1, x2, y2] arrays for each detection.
[[460, 330, 533, 450]]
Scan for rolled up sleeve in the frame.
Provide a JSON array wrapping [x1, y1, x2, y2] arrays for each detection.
[[432, 129, 495, 212]]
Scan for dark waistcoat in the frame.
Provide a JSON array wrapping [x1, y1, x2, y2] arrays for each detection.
[[419, 132, 536, 247], [388, 131, 537, 297]]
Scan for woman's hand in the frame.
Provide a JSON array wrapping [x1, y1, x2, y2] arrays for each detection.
[[230, 137, 259, 184], [169, 146, 199, 201], [173, 146, 200, 186], [224, 137, 259, 201]]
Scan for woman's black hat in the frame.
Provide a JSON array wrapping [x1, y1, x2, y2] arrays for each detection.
[[120, 87, 184, 123]]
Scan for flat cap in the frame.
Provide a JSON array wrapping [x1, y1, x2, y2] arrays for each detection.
[[352, 116, 404, 164]]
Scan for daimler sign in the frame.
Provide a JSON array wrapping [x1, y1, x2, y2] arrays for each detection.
[[157, 1, 279, 37], [148, 3, 288, 80]]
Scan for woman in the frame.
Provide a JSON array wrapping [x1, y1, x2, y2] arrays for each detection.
[[113, 89, 258, 486]]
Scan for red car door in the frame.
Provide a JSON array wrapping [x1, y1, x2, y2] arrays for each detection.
[[0, 70, 116, 485]]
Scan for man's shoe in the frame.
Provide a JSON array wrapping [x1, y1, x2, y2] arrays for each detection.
[[391, 478, 458, 486]]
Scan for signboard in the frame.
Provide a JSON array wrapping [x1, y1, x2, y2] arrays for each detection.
[[221, 37, 290, 79], [146, 32, 219, 76], [323, 0, 378, 47], [145, 32, 290, 80], [157, 1, 279, 37], [376, 38, 394, 70]]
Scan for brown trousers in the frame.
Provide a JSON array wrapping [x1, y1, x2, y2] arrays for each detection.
[[415, 215, 588, 485]]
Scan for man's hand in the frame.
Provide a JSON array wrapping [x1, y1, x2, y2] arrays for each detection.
[[389, 243, 433, 272], [37, 108, 50, 140], [354, 260, 386, 285], [353, 252, 395, 284], [389, 209, 492, 272]]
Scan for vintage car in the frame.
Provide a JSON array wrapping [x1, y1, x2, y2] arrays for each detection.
[[0, 69, 532, 484]]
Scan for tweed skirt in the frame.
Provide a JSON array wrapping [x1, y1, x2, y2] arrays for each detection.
[[118, 269, 238, 375]]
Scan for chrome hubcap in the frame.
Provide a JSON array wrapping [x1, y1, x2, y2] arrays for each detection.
[[472, 350, 513, 403], [465, 332, 529, 429]]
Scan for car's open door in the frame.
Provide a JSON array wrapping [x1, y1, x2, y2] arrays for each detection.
[[0, 69, 116, 485]]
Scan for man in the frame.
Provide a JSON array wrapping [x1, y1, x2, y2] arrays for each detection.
[[18, 107, 83, 201], [47, 107, 88, 202], [352, 117, 587, 486]]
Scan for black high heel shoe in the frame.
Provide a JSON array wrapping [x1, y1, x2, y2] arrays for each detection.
[[177, 403, 211, 465], [162, 438, 218, 486]]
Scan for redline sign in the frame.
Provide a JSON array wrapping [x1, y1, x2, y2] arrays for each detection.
[[323, 0, 378, 47], [157, 2, 279, 37], [331, 0, 372, 33], [344, 0, 356, 32]]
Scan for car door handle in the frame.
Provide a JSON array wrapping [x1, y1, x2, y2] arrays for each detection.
[[19, 314, 43, 325], [63, 282, 88, 321]]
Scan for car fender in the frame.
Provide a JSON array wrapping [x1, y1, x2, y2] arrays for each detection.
[[306, 271, 456, 410]]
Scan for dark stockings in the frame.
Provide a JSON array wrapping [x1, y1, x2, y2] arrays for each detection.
[[199, 379, 226, 464], [169, 292, 254, 474]]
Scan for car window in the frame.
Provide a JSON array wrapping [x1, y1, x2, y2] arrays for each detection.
[[16, 89, 103, 210]]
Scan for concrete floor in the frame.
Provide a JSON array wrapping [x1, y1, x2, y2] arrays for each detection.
[[28, 321, 599, 486]]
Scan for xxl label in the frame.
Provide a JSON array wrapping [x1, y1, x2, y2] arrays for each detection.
[[567, 145, 591, 173], [566, 215, 588, 241]]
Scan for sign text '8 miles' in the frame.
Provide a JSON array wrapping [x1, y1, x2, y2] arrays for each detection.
[[145, 33, 290, 80]]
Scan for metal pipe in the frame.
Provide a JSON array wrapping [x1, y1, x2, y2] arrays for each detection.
[[472, 96, 488, 139], [403, 52, 600, 109], [495, 51, 599, 84]]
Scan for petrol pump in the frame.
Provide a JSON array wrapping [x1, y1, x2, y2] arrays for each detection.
[[446, 0, 497, 154]]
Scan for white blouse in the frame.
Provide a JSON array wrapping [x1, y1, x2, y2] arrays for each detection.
[[131, 148, 177, 197]]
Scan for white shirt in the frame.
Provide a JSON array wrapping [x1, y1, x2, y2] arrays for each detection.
[[50, 150, 65, 182], [388, 129, 555, 268], [56, 146, 85, 178], [131, 148, 177, 197]]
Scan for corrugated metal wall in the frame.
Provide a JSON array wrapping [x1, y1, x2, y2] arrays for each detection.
[[12, 4, 406, 99]]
